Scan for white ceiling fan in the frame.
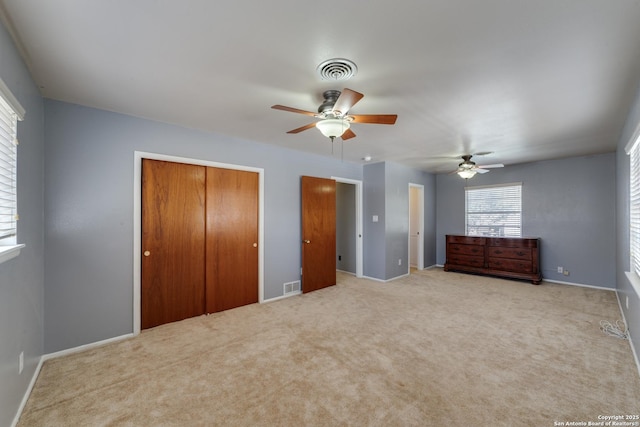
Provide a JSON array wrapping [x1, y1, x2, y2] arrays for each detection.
[[453, 155, 504, 179]]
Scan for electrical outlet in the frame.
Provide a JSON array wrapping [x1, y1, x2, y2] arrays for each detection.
[[563, 270, 569, 276], [557, 266, 563, 274], [398, 259, 402, 266], [627, 296, 630, 310], [19, 351, 23, 374]]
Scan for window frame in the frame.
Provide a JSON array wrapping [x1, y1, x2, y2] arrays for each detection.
[[0, 77, 25, 263], [625, 122, 640, 300], [465, 182, 523, 237]]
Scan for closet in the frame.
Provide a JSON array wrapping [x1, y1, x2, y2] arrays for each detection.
[[141, 159, 259, 329]]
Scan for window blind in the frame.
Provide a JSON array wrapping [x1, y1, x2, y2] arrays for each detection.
[[0, 94, 18, 240], [465, 183, 522, 237], [630, 135, 640, 277]]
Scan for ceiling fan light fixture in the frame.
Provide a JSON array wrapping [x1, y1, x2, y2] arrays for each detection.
[[316, 118, 350, 139], [457, 169, 477, 179]]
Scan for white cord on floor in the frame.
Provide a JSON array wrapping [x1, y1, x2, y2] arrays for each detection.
[[600, 320, 629, 340]]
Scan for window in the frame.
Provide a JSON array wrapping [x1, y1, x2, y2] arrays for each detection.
[[465, 183, 522, 237], [0, 94, 18, 243], [0, 78, 24, 250], [628, 128, 640, 278]]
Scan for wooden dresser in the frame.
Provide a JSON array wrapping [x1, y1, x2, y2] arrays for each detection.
[[444, 235, 541, 284]]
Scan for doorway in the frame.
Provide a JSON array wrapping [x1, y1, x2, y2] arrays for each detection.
[[409, 184, 424, 272], [333, 177, 363, 278]]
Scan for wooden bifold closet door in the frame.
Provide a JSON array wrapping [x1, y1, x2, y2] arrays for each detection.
[[141, 159, 258, 329]]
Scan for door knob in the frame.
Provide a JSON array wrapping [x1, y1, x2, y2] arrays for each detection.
[[143, 250, 151, 257], [303, 240, 311, 244], [253, 243, 258, 248]]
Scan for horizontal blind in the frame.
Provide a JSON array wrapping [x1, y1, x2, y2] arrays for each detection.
[[630, 137, 640, 277], [0, 94, 17, 240], [466, 183, 522, 237]]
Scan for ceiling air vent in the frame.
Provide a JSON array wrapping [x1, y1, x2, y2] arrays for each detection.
[[316, 58, 358, 81]]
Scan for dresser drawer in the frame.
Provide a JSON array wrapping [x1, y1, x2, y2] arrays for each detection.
[[487, 237, 539, 249], [487, 258, 533, 273], [448, 254, 485, 268], [487, 247, 531, 260], [449, 243, 484, 257], [447, 235, 486, 245]]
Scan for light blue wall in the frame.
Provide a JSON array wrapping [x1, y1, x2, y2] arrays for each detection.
[[0, 21, 46, 427], [43, 100, 363, 353], [363, 162, 386, 279], [436, 152, 616, 288], [616, 82, 640, 364], [363, 161, 436, 280]]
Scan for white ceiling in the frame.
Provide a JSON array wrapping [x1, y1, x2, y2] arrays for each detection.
[[2, 0, 640, 173]]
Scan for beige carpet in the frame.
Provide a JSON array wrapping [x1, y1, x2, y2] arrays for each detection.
[[19, 268, 640, 426]]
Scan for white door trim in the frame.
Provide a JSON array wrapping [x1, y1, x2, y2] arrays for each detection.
[[133, 151, 265, 335], [332, 176, 364, 278], [408, 183, 425, 271]]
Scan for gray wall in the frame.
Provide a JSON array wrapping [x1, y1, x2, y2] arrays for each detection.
[[43, 100, 363, 353], [363, 161, 436, 281], [616, 82, 640, 364], [0, 21, 46, 427], [436, 152, 616, 288], [336, 182, 356, 274]]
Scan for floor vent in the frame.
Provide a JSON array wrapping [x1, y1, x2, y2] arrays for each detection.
[[283, 280, 301, 295]]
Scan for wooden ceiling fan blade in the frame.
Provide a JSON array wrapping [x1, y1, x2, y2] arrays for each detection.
[[287, 122, 317, 134], [350, 114, 398, 125], [271, 105, 318, 116], [477, 163, 504, 169], [341, 128, 356, 140], [332, 88, 364, 116]]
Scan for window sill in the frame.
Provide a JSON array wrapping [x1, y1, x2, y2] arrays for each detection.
[[0, 244, 25, 265], [624, 271, 640, 300]]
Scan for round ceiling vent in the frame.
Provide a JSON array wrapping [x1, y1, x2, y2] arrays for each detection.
[[316, 58, 358, 81]]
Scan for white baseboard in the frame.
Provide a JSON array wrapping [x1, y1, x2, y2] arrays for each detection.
[[263, 291, 301, 303], [11, 333, 136, 426], [362, 272, 410, 283], [615, 291, 640, 378], [42, 333, 136, 362], [542, 278, 616, 292], [11, 356, 44, 427]]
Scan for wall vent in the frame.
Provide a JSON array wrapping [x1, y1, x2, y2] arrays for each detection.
[[283, 280, 301, 295]]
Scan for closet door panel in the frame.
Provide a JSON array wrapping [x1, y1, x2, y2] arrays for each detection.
[[141, 159, 206, 329], [206, 167, 259, 313]]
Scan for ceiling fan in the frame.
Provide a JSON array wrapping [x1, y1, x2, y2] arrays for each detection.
[[454, 155, 504, 179], [271, 88, 397, 141]]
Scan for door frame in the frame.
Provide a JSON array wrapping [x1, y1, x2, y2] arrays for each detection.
[[332, 176, 363, 278], [408, 183, 425, 272], [133, 151, 264, 335]]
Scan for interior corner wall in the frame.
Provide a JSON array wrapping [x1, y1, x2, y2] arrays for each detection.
[[0, 19, 46, 427], [363, 161, 436, 281], [363, 162, 386, 280], [43, 99, 362, 353], [436, 152, 616, 288]]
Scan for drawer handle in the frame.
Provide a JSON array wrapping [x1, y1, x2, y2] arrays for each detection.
[[494, 250, 502, 255], [516, 251, 525, 256]]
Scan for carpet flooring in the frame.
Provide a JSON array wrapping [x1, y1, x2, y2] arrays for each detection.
[[18, 268, 640, 426]]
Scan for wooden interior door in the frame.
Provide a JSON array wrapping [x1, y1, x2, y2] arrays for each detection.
[[141, 159, 206, 329], [301, 176, 336, 293], [206, 167, 259, 312]]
